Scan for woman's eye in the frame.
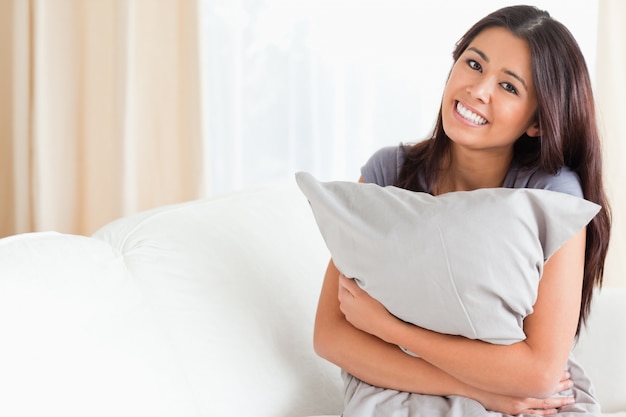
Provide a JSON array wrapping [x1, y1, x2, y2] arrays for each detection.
[[467, 59, 482, 72], [501, 82, 518, 95]]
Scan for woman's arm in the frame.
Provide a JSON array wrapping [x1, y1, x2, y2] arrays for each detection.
[[315, 259, 469, 395], [316, 259, 576, 414], [338, 227, 586, 399]]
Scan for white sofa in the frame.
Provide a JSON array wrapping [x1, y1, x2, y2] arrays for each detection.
[[0, 183, 624, 417]]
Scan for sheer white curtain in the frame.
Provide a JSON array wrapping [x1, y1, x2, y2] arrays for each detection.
[[199, 0, 598, 195]]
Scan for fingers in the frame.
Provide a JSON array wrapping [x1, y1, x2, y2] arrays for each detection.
[[555, 378, 574, 393], [338, 274, 359, 296], [521, 396, 575, 415], [521, 408, 558, 416], [337, 274, 356, 304], [521, 408, 557, 416], [554, 371, 574, 394]]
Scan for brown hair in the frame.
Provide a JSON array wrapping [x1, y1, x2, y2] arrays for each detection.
[[397, 5, 611, 335]]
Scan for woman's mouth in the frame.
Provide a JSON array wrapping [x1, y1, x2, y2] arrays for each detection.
[[456, 101, 487, 125]]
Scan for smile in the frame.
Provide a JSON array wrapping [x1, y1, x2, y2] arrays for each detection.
[[456, 101, 487, 125]]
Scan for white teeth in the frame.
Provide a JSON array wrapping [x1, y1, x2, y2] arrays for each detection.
[[456, 102, 487, 125]]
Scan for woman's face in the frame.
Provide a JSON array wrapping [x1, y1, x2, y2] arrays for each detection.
[[441, 26, 540, 155]]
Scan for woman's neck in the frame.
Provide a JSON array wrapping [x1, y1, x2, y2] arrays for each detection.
[[435, 147, 513, 195]]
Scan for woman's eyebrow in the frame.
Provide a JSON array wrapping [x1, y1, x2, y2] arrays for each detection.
[[467, 46, 529, 91], [504, 69, 528, 91], [467, 46, 489, 62]]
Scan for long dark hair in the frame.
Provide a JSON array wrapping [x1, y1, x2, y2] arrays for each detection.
[[397, 5, 611, 335]]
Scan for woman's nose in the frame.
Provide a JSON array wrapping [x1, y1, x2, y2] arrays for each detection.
[[467, 78, 494, 103]]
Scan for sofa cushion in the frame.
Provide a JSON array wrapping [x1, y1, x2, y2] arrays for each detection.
[[92, 187, 342, 417], [573, 287, 626, 413], [0, 231, 197, 416]]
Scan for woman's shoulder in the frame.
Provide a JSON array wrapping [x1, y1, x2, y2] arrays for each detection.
[[506, 162, 583, 198], [360, 145, 406, 186]]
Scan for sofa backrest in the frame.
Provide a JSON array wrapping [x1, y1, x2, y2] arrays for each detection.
[[98, 185, 346, 417], [0, 185, 343, 417], [573, 286, 626, 413]]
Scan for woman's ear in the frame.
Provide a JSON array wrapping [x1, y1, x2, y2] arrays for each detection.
[[525, 122, 541, 138]]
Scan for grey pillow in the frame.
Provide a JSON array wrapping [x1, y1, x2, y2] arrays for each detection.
[[295, 171, 600, 345]]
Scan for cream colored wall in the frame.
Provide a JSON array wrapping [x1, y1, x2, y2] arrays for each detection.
[[597, 0, 626, 287]]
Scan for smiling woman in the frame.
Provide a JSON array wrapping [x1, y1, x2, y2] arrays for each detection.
[[312, 4, 613, 416]]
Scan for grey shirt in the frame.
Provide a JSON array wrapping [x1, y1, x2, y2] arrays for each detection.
[[361, 145, 583, 197]]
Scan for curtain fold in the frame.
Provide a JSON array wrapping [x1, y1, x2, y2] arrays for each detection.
[[0, 0, 32, 236], [0, 0, 203, 238], [596, 0, 626, 287]]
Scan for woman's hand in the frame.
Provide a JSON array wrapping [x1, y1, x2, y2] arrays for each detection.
[[337, 272, 579, 415], [337, 274, 397, 339], [470, 371, 575, 416]]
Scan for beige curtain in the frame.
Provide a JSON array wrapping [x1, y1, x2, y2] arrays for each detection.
[[597, 0, 626, 287], [0, 0, 203, 238]]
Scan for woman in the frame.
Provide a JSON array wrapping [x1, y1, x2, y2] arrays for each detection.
[[314, 5, 611, 416]]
